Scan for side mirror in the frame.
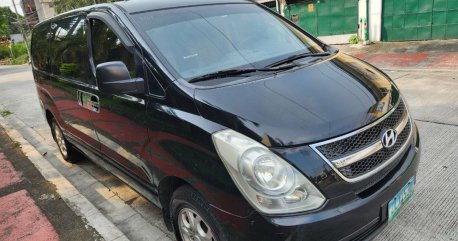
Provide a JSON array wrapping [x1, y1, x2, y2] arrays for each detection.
[[96, 61, 145, 95]]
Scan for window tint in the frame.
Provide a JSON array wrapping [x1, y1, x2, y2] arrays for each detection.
[[49, 16, 90, 82], [31, 23, 50, 72], [91, 19, 140, 78]]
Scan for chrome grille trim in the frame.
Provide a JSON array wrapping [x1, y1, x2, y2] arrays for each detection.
[[331, 109, 410, 169], [310, 100, 413, 183], [395, 109, 409, 134], [331, 141, 384, 169], [313, 100, 403, 159]]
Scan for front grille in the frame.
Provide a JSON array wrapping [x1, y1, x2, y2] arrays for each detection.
[[339, 120, 411, 178], [311, 99, 412, 181], [316, 100, 406, 161]]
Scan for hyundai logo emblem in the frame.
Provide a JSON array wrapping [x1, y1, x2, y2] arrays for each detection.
[[382, 129, 398, 148]]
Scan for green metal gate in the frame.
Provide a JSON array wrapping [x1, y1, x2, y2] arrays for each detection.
[[284, 0, 358, 36], [382, 0, 458, 41]]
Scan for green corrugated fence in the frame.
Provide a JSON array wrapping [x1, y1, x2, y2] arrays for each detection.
[[285, 0, 358, 36], [382, 0, 458, 41]]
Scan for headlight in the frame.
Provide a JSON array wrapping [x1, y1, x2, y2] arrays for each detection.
[[212, 129, 326, 214]]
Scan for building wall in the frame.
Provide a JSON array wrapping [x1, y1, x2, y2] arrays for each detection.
[[369, 0, 382, 41], [34, 0, 55, 21], [20, 0, 39, 27], [10, 34, 24, 43]]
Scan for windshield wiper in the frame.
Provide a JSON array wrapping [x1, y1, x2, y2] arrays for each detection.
[[188, 68, 259, 83], [188, 65, 296, 83], [266, 52, 331, 68]]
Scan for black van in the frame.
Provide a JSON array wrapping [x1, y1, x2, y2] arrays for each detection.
[[31, 0, 421, 240]]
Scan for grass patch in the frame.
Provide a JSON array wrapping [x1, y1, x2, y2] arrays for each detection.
[[11, 141, 21, 149], [11, 54, 29, 65], [348, 35, 361, 44], [11, 43, 28, 57], [0, 110, 13, 117]]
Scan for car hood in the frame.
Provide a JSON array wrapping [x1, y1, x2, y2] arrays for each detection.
[[194, 53, 400, 147]]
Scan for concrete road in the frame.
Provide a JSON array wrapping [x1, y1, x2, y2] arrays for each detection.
[[0, 64, 457, 241]]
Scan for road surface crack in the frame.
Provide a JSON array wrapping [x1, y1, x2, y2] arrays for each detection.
[[414, 119, 458, 127]]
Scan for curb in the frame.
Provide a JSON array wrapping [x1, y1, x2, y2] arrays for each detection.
[[0, 114, 129, 241]]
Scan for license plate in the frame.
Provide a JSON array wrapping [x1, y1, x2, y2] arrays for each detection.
[[388, 176, 416, 222]]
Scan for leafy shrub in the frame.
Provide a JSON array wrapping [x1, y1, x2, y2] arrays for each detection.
[[11, 54, 29, 65], [348, 35, 360, 44], [59, 63, 79, 76], [11, 43, 28, 57], [0, 43, 11, 60]]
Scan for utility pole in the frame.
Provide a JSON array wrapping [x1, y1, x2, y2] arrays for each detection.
[[11, 0, 30, 61], [9, 40, 15, 59]]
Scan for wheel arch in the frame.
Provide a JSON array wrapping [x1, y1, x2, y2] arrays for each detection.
[[158, 176, 189, 231], [45, 109, 54, 127]]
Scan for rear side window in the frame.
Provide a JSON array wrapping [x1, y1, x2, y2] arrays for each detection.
[[31, 23, 50, 72], [49, 16, 90, 82], [91, 19, 140, 78]]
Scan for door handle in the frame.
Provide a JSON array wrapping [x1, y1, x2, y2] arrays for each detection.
[[89, 100, 100, 113], [90, 96, 99, 103], [77, 90, 100, 113], [88, 95, 100, 113]]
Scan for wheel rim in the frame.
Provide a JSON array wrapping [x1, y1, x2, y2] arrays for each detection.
[[178, 208, 216, 241], [53, 123, 67, 157]]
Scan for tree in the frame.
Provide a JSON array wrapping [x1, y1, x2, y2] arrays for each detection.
[[54, 0, 118, 14], [0, 7, 18, 38]]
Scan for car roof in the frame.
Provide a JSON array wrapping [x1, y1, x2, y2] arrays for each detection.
[[114, 0, 254, 14], [32, 0, 255, 30]]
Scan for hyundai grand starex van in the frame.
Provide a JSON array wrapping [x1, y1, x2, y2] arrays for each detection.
[[31, 0, 421, 240]]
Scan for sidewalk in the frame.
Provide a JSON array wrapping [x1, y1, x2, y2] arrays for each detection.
[[335, 39, 458, 70], [0, 126, 100, 241]]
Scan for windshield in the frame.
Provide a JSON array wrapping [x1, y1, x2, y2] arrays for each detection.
[[133, 3, 323, 80]]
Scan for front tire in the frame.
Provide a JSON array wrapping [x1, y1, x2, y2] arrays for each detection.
[[51, 119, 80, 163], [170, 185, 227, 241]]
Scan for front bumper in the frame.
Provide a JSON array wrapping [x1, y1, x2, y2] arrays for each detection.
[[212, 125, 421, 241]]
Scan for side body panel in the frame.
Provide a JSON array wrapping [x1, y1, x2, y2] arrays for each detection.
[[144, 82, 254, 218], [33, 15, 100, 150], [86, 13, 153, 184]]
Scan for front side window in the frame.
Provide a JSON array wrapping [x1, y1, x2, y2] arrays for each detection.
[[91, 19, 140, 78], [133, 4, 323, 80], [49, 16, 90, 81]]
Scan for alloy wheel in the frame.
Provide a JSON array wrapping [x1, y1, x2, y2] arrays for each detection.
[[53, 123, 67, 157], [178, 208, 216, 241]]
